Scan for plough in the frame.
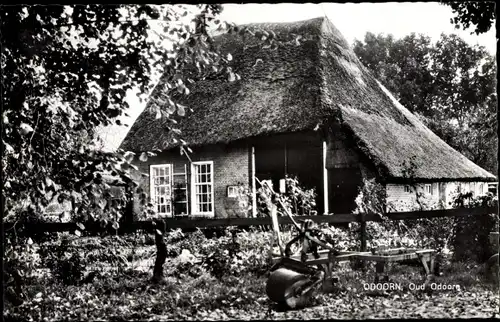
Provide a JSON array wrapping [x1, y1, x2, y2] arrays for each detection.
[[258, 179, 436, 309]]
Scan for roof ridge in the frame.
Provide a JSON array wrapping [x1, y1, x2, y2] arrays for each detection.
[[238, 16, 326, 27]]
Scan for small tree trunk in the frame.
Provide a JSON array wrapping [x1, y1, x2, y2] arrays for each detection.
[[152, 221, 167, 283]]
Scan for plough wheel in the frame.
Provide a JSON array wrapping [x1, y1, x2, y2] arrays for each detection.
[[266, 268, 316, 309]]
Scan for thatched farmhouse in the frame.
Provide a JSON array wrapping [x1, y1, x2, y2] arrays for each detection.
[[120, 17, 496, 218]]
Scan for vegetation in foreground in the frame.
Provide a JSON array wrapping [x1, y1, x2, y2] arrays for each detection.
[[4, 227, 499, 321]]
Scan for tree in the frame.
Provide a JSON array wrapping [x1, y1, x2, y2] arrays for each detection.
[[2, 4, 277, 303], [353, 32, 434, 114], [441, 1, 496, 35], [353, 31, 497, 175]]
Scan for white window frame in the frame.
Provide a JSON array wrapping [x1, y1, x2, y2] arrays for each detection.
[[150, 164, 173, 217], [404, 185, 411, 193], [191, 161, 215, 217], [424, 184, 432, 195]]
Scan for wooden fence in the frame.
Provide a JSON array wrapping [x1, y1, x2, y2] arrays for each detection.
[[4, 205, 497, 235]]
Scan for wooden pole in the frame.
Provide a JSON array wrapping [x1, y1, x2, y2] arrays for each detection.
[[323, 141, 329, 215], [251, 146, 257, 218]]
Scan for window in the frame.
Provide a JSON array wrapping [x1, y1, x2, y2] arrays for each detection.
[[191, 161, 214, 216], [424, 184, 432, 194], [404, 185, 411, 193], [431, 183, 438, 195], [150, 164, 173, 216], [227, 186, 238, 198], [479, 183, 484, 194]]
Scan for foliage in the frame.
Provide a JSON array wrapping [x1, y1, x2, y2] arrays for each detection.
[[451, 192, 499, 263], [4, 237, 499, 320], [37, 234, 132, 285], [256, 175, 317, 217], [1, 3, 278, 225], [441, 1, 496, 35], [351, 174, 499, 265], [38, 236, 86, 285], [3, 238, 38, 305], [353, 32, 497, 175], [353, 178, 388, 215], [282, 176, 318, 216], [162, 228, 274, 279], [2, 4, 280, 304]]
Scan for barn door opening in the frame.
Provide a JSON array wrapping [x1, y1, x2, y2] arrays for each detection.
[[327, 167, 362, 215]]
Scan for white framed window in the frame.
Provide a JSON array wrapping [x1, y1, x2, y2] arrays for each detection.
[[227, 186, 239, 198], [404, 185, 411, 193], [191, 161, 214, 216], [479, 183, 484, 194], [424, 184, 432, 195], [150, 164, 173, 216]]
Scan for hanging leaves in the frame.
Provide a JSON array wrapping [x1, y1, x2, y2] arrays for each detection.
[[123, 151, 135, 163], [139, 152, 148, 162], [177, 104, 186, 116]]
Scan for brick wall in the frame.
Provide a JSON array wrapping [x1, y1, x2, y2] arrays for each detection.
[[132, 141, 250, 218], [386, 181, 491, 212]]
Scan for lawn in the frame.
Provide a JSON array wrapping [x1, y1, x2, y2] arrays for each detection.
[[4, 230, 499, 321]]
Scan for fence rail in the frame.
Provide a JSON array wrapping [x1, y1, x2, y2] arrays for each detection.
[[4, 206, 497, 236]]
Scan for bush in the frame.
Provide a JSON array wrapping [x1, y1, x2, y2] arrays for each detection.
[[37, 235, 132, 285], [255, 175, 318, 217], [451, 192, 498, 263], [38, 236, 85, 285], [352, 178, 499, 263], [159, 227, 274, 279]]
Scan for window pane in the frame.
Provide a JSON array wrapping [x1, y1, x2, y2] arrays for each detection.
[[193, 163, 213, 214]]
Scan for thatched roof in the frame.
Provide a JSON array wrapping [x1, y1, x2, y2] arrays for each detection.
[[120, 17, 496, 182]]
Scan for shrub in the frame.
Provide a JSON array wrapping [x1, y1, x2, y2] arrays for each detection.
[[451, 192, 498, 263], [255, 175, 317, 217], [38, 235, 85, 285]]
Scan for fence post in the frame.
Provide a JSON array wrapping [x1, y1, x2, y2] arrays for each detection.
[[360, 212, 367, 252]]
